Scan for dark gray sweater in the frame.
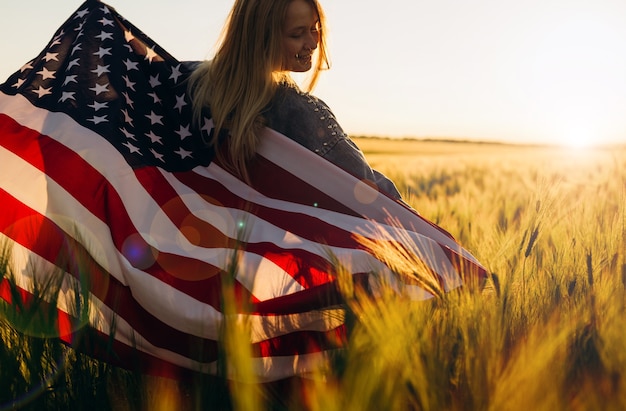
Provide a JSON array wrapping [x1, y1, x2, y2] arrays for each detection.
[[263, 83, 402, 200]]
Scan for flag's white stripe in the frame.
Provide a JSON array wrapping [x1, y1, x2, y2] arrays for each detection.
[[0, 92, 227, 263], [0, 224, 222, 341], [98, 297, 338, 382], [0, 93, 178, 252], [0, 168, 418, 341], [1, 233, 347, 346], [187, 164, 462, 288], [0, 144, 128, 285], [163, 168, 396, 292], [1, 239, 331, 382], [0, 120, 337, 380], [190, 159, 416, 244], [0, 93, 304, 298], [257, 127, 482, 264], [101, 305, 338, 382], [168, 162, 449, 298], [0, 163, 348, 336], [167, 166, 432, 298], [0, 141, 231, 337]]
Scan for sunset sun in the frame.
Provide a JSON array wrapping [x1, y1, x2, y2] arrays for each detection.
[[559, 127, 594, 149]]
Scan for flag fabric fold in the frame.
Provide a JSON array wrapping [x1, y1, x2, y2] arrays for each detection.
[[0, 1, 487, 381]]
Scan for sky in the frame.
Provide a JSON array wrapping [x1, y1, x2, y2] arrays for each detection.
[[2, 0, 626, 147]]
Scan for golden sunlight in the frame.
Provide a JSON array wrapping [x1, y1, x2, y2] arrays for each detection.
[[558, 127, 594, 149]]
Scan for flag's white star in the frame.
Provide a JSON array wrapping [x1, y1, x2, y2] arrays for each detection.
[[93, 47, 112, 58], [174, 94, 187, 113], [122, 109, 134, 126], [124, 30, 134, 43], [123, 141, 141, 154], [122, 91, 134, 109], [146, 111, 163, 125], [122, 75, 136, 91], [201, 117, 214, 134], [148, 74, 161, 88], [175, 124, 192, 140], [67, 59, 80, 70], [150, 148, 165, 162], [123, 59, 138, 71], [120, 127, 136, 140], [147, 92, 162, 104], [32, 86, 52, 98], [71, 44, 82, 55], [169, 64, 182, 83], [75, 22, 85, 32], [36, 67, 56, 80], [95, 31, 113, 41], [59, 91, 76, 102], [63, 75, 78, 86], [90, 82, 109, 95], [12, 78, 25, 89], [91, 64, 110, 76], [89, 101, 108, 111], [50, 36, 62, 47], [98, 17, 114, 27], [144, 46, 158, 63], [43, 52, 59, 62], [175, 147, 193, 159], [146, 131, 163, 144], [20, 61, 34, 72], [88, 115, 108, 125], [75, 8, 89, 19]]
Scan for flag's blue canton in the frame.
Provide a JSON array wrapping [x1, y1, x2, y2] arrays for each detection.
[[0, 2, 213, 171]]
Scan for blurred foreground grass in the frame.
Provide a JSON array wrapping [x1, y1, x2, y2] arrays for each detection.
[[2, 138, 625, 410]]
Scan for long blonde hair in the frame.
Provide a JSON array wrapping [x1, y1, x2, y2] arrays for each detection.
[[188, 0, 330, 181]]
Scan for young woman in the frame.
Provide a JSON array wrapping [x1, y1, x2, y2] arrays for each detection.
[[188, 0, 403, 200]]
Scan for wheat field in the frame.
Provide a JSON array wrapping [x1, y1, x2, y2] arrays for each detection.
[[1, 138, 625, 410]]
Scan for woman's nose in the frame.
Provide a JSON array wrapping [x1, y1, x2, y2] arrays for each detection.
[[307, 31, 319, 50]]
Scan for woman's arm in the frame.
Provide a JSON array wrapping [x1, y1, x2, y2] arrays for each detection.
[[264, 84, 403, 201]]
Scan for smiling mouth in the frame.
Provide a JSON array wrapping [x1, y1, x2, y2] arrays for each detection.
[[295, 53, 311, 63]]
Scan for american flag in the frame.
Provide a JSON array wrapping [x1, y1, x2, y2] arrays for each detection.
[[0, 0, 486, 381]]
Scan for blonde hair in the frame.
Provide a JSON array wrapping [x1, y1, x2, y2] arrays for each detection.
[[188, 0, 330, 181]]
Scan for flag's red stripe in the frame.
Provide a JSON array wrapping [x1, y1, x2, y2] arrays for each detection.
[[144, 167, 376, 289], [0, 188, 222, 359], [244, 242, 335, 288], [1, 274, 347, 363], [230, 154, 360, 217], [1, 278, 344, 381], [0, 189, 349, 362], [440, 246, 488, 285], [172, 168, 363, 248], [0, 115, 361, 295], [253, 325, 346, 357], [174, 164, 483, 284], [0, 115, 254, 303]]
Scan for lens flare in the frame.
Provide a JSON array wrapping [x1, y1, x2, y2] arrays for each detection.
[[121, 233, 158, 270]]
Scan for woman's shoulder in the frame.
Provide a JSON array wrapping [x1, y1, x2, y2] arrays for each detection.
[[271, 82, 334, 118]]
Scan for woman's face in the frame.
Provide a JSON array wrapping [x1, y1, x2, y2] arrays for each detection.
[[281, 0, 320, 72]]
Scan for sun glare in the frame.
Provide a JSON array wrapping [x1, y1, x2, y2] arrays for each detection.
[[559, 128, 594, 150]]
